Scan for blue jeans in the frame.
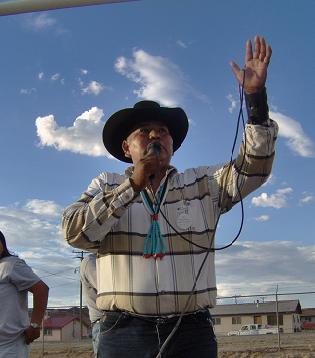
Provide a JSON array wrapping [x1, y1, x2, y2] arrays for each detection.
[[97, 310, 217, 358], [92, 321, 101, 356]]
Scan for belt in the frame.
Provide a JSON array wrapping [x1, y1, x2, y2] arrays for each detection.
[[91, 318, 101, 325], [101, 309, 209, 324]]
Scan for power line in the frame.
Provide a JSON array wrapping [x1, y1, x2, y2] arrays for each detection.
[[218, 290, 315, 300]]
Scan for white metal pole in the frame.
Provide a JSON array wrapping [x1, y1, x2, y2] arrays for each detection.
[[0, 0, 138, 16]]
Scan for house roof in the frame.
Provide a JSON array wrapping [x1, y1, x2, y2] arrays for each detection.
[[301, 308, 315, 317], [210, 300, 302, 316], [43, 307, 91, 327], [44, 316, 81, 329]]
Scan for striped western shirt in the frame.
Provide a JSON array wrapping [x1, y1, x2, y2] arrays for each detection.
[[62, 120, 278, 315]]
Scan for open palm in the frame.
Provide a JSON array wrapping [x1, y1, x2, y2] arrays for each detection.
[[230, 36, 272, 94]]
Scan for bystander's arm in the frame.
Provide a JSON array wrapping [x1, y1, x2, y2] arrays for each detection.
[[24, 280, 49, 344]]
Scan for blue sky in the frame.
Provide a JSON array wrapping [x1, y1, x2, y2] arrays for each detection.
[[0, 0, 314, 308]]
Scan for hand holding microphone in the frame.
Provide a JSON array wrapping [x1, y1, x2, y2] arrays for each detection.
[[146, 141, 161, 157], [130, 141, 162, 191], [146, 141, 161, 181]]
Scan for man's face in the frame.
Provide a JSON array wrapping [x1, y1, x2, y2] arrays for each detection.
[[122, 121, 173, 166]]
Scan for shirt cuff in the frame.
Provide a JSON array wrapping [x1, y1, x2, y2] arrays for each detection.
[[245, 87, 269, 125]]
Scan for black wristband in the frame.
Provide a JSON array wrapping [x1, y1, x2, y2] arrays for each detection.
[[245, 87, 269, 125]]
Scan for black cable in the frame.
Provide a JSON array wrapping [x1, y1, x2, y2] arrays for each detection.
[[155, 73, 247, 357], [159, 81, 246, 253]]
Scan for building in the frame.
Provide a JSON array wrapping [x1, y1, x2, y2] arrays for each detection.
[[30, 307, 91, 342], [300, 308, 315, 330], [210, 299, 302, 335], [37, 316, 90, 342]]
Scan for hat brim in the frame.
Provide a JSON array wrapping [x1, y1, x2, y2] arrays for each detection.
[[103, 106, 189, 163]]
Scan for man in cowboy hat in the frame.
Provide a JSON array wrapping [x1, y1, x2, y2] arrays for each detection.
[[63, 36, 278, 357]]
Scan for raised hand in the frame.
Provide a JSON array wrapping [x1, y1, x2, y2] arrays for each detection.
[[230, 36, 272, 94]]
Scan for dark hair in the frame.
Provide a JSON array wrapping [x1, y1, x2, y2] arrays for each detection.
[[0, 230, 13, 258]]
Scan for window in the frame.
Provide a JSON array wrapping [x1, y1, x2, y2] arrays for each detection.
[[267, 314, 283, 326], [213, 317, 221, 325], [232, 316, 241, 325], [44, 328, 52, 336]]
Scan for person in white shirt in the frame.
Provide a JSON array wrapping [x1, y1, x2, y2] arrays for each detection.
[[0, 230, 49, 358]]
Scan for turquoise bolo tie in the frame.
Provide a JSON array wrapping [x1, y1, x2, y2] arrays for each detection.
[[140, 182, 168, 259]]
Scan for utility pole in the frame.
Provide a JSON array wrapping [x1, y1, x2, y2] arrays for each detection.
[[276, 284, 281, 351], [41, 311, 49, 358], [41, 316, 44, 358], [73, 250, 85, 341]]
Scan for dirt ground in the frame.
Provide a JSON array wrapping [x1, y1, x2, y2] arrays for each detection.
[[30, 331, 315, 358]]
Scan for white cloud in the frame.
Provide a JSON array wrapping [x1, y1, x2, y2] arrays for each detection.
[[270, 111, 315, 158], [251, 187, 293, 209], [299, 194, 314, 205], [78, 77, 84, 88], [27, 13, 57, 30], [81, 80, 104, 95], [254, 215, 270, 222], [115, 49, 206, 106], [35, 107, 111, 157], [176, 40, 188, 48], [216, 240, 315, 304], [38, 72, 44, 80], [20, 88, 36, 95], [0, 202, 81, 306], [0, 205, 61, 249], [80, 69, 88, 75], [226, 93, 238, 114], [51, 73, 60, 81], [25, 199, 63, 217]]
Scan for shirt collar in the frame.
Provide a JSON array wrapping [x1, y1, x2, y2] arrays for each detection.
[[125, 166, 177, 181]]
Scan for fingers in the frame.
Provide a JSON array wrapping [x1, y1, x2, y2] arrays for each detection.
[[259, 37, 266, 61], [245, 39, 253, 63], [230, 61, 244, 83], [253, 35, 260, 60], [253, 35, 272, 66], [236, 35, 272, 68], [264, 44, 272, 65], [24, 327, 40, 345], [24, 332, 32, 345]]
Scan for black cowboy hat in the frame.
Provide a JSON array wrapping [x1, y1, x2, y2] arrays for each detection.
[[102, 100, 189, 163]]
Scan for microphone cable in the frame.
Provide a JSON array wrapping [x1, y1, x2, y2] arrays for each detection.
[[159, 80, 247, 252], [152, 74, 248, 358]]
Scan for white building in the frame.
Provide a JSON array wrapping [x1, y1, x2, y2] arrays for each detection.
[[210, 299, 302, 335]]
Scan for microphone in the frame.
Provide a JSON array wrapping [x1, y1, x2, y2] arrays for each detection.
[[146, 141, 161, 156], [146, 141, 161, 181]]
